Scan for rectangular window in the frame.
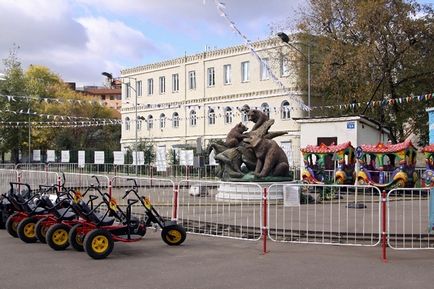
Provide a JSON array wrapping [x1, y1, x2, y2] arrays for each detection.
[[172, 73, 179, 92], [147, 78, 153, 95], [136, 80, 142, 96], [260, 58, 269, 80], [280, 56, 290, 77], [159, 76, 165, 94], [207, 67, 215, 87], [223, 64, 231, 85], [123, 83, 130, 99], [241, 61, 249, 82], [188, 71, 196, 90]]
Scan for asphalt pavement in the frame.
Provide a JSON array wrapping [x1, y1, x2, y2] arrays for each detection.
[[0, 229, 433, 289]]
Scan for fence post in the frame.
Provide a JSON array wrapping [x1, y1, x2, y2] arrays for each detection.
[[108, 179, 113, 198], [172, 184, 179, 221], [381, 190, 387, 263], [57, 175, 62, 192], [263, 186, 268, 255]]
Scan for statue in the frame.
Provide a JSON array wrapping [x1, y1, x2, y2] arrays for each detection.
[[208, 106, 291, 181]]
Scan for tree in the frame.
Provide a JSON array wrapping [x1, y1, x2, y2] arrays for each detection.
[[294, 0, 434, 144]]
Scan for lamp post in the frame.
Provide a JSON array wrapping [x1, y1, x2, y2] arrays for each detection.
[[277, 32, 311, 117], [103, 72, 140, 174]]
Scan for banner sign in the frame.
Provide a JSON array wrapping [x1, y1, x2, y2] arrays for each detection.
[[209, 149, 217, 166], [47, 150, 55, 162], [156, 146, 167, 172], [132, 151, 144, 165], [94, 151, 105, 164], [78, 151, 85, 168], [113, 151, 124, 165], [33, 150, 41, 162], [61, 150, 70, 163]]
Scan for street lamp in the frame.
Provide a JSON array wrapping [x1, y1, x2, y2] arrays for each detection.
[[103, 72, 141, 175], [277, 32, 311, 117]]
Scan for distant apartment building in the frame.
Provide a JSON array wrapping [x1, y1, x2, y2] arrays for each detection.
[[84, 80, 122, 112], [120, 38, 307, 165]]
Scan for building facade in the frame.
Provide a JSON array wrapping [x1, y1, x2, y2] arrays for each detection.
[[120, 38, 307, 166]]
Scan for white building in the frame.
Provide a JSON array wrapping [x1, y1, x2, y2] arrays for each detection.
[[120, 38, 308, 166]]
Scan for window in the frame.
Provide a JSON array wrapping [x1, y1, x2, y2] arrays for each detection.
[[147, 115, 153, 130], [136, 80, 142, 96], [109, 95, 114, 100], [160, 113, 166, 129], [172, 73, 179, 92], [281, 101, 290, 119], [188, 71, 196, 90], [207, 67, 215, 87], [159, 76, 165, 94], [123, 83, 130, 99], [147, 78, 153, 95], [172, 112, 179, 128], [125, 117, 131, 130], [241, 61, 249, 82], [190, 110, 197, 126], [223, 64, 231, 85], [137, 116, 143, 131], [261, 103, 270, 118], [241, 110, 248, 123], [224, 107, 233, 124], [280, 56, 290, 77], [260, 58, 269, 80], [208, 108, 215, 125]]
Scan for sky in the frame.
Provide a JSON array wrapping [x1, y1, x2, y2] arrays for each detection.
[[0, 0, 432, 87]]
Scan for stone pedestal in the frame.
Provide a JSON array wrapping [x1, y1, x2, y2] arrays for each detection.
[[215, 181, 296, 201]]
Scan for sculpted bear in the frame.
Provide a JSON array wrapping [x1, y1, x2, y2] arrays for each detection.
[[225, 122, 248, 148], [247, 109, 269, 131], [246, 135, 290, 178]]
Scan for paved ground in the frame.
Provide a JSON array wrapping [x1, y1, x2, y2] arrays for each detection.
[[0, 230, 434, 289]]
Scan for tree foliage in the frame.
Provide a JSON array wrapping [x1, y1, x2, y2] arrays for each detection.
[[0, 48, 121, 162], [294, 0, 434, 144]]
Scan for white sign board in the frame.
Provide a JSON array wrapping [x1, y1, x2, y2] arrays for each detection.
[[186, 150, 194, 166], [61, 150, 70, 163], [113, 151, 124, 165], [156, 146, 167, 172], [94, 151, 105, 164], [284, 186, 300, 207], [132, 151, 144, 165], [208, 150, 217, 166], [33, 150, 41, 162], [78, 150, 85, 168], [47, 150, 55, 162]]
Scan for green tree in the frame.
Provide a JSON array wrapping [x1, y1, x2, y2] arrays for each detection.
[[293, 0, 434, 144]]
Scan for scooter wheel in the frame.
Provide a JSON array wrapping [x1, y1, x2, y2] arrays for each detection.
[[46, 223, 70, 250], [69, 223, 85, 251], [35, 217, 49, 243], [5, 213, 20, 238], [17, 217, 38, 243], [84, 229, 114, 259], [161, 224, 187, 246]]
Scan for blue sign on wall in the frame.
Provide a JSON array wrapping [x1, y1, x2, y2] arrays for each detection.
[[427, 108, 434, 144], [347, 121, 355, 129]]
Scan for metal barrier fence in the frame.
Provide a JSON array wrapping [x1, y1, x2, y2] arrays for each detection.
[[18, 170, 59, 188], [387, 187, 434, 250], [176, 180, 263, 240], [110, 176, 175, 221], [0, 169, 18, 193], [268, 184, 382, 246]]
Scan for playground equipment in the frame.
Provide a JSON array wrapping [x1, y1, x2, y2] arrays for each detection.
[[356, 139, 417, 189], [301, 142, 355, 184], [421, 144, 434, 187]]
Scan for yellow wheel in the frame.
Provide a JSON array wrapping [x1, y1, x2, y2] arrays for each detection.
[[84, 229, 114, 259], [161, 224, 186, 246], [46, 223, 70, 250], [17, 217, 38, 243]]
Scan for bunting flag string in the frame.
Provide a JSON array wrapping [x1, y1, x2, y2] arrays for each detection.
[[210, 0, 310, 112], [0, 94, 105, 107], [0, 108, 119, 122]]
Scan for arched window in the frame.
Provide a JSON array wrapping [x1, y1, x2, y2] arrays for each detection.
[[190, 110, 197, 126], [281, 101, 290, 119], [261, 103, 270, 118], [224, 107, 233, 124], [208, 108, 215, 125], [172, 112, 179, 128], [241, 105, 249, 123], [160, 113, 166, 129], [147, 115, 153, 130], [137, 116, 143, 131], [125, 117, 130, 131]]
